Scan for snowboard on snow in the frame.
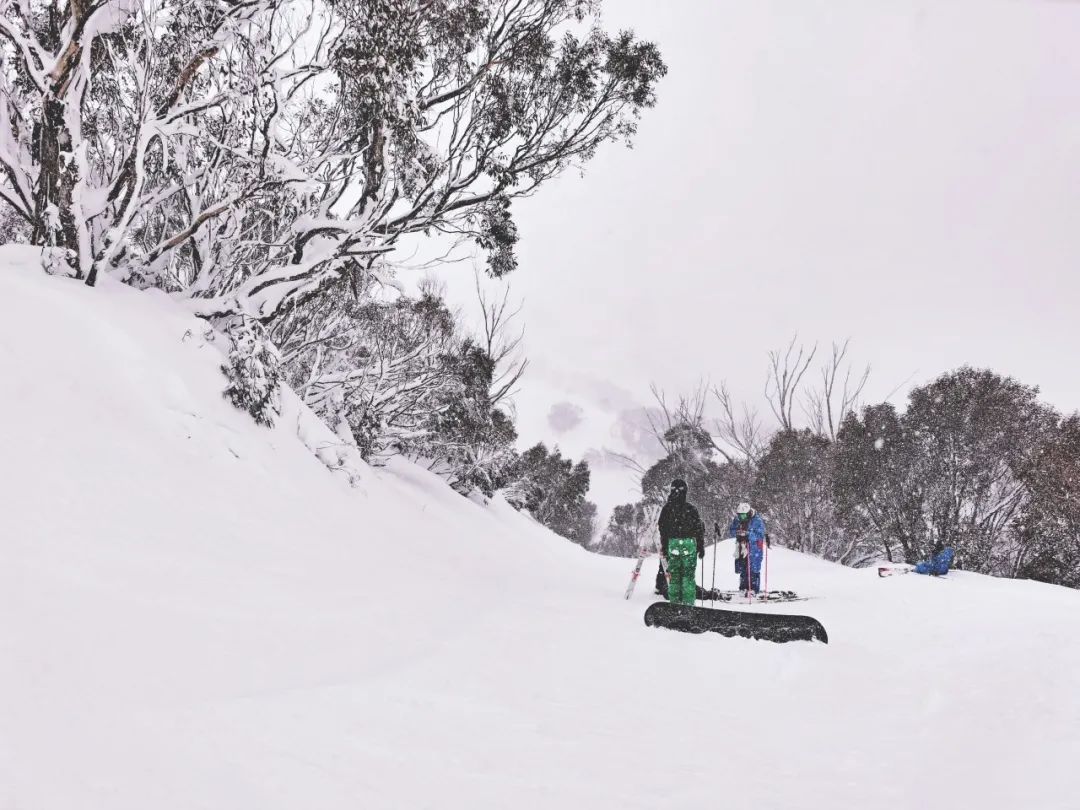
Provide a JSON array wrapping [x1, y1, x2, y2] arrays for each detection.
[[644, 601, 828, 644]]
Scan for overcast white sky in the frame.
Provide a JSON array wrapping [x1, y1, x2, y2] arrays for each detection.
[[437, 0, 1080, 519]]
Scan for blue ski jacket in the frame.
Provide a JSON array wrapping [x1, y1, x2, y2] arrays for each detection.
[[914, 547, 955, 576], [729, 512, 767, 573]]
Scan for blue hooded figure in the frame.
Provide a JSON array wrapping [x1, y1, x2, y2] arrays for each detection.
[[729, 502, 767, 593], [914, 546, 955, 576]]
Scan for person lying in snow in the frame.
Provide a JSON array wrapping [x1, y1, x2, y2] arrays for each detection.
[[914, 546, 955, 576]]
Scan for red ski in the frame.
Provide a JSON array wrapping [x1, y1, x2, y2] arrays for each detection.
[[877, 565, 912, 577]]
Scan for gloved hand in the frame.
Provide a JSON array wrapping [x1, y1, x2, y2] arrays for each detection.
[[698, 546, 705, 559]]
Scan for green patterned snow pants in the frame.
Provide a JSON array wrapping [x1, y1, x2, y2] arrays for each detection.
[[666, 537, 697, 605]]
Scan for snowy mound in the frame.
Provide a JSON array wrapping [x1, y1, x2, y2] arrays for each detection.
[[2, 246, 1078, 810]]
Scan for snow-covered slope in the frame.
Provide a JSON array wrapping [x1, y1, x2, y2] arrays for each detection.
[[2, 246, 1078, 810]]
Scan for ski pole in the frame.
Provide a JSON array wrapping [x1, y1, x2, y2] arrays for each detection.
[[698, 542, 704, 606], [764, 535, 769, 598], [748, 539, 753, 603], [710, 531, 717, 607]]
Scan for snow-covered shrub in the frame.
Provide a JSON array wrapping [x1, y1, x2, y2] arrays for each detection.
[[221, 317, 283, 428], [435, 347, 521, 496], [0, 206, 29, 244], [274, 286, 460, 459]]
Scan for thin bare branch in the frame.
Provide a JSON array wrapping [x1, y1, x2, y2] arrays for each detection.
[[765, 335, 818, 431], [801, 339, 871, 439], [711, 382, 767, 465]]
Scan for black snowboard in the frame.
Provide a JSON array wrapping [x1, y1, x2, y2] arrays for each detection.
[[644, 602, 828, 644]]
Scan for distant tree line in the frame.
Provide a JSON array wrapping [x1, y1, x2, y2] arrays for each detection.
[[600, 341, 1080, 590]]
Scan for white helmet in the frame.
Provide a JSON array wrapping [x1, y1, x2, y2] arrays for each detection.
[[736, 502, 751, 517]]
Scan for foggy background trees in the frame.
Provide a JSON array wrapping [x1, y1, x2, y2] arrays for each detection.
[[602, 342, 1080, 589]]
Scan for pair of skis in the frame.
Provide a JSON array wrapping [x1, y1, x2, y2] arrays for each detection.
[[624, 504, 667, 600], [624, 542, 668, 599], [878, 565, 913, 577], [709, 589, 806, 603], [878, 565, 951, 580]]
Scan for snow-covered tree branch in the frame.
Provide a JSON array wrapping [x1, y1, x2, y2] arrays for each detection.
[[2, 0, 666, 320]]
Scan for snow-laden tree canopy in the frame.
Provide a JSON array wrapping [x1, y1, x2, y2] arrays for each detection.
[[0, 0, 665, 319]]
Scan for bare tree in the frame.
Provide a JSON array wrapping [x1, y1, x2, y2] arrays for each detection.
[[802, 339, 871, 440], [711, 381, 766, 466], [642, 382, 716, 467], [634, 379, 770, 474], [474, 271, 528, 408], [607, 449, 650, 479], [765, 336, 817, 431], [591, 382, 709, 489]]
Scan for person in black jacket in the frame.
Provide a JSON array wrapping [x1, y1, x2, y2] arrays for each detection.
[[654, 478, 705, 602]]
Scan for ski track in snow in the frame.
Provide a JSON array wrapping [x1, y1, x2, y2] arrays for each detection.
[[1, 245, 1078, 809]]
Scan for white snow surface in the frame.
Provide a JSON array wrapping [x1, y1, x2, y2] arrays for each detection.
[[1, 244, 1078, 809]]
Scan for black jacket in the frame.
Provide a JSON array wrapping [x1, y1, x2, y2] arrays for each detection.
[[658, 491, 705, 557]]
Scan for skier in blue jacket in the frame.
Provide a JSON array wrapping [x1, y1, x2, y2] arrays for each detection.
[[730, 502, 767, 593]]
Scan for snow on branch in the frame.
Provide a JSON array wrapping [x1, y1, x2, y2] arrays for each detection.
[[1, 0, 665, 319]]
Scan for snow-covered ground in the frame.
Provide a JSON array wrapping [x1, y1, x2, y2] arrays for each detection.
[[2, 246, 1078, 810]]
